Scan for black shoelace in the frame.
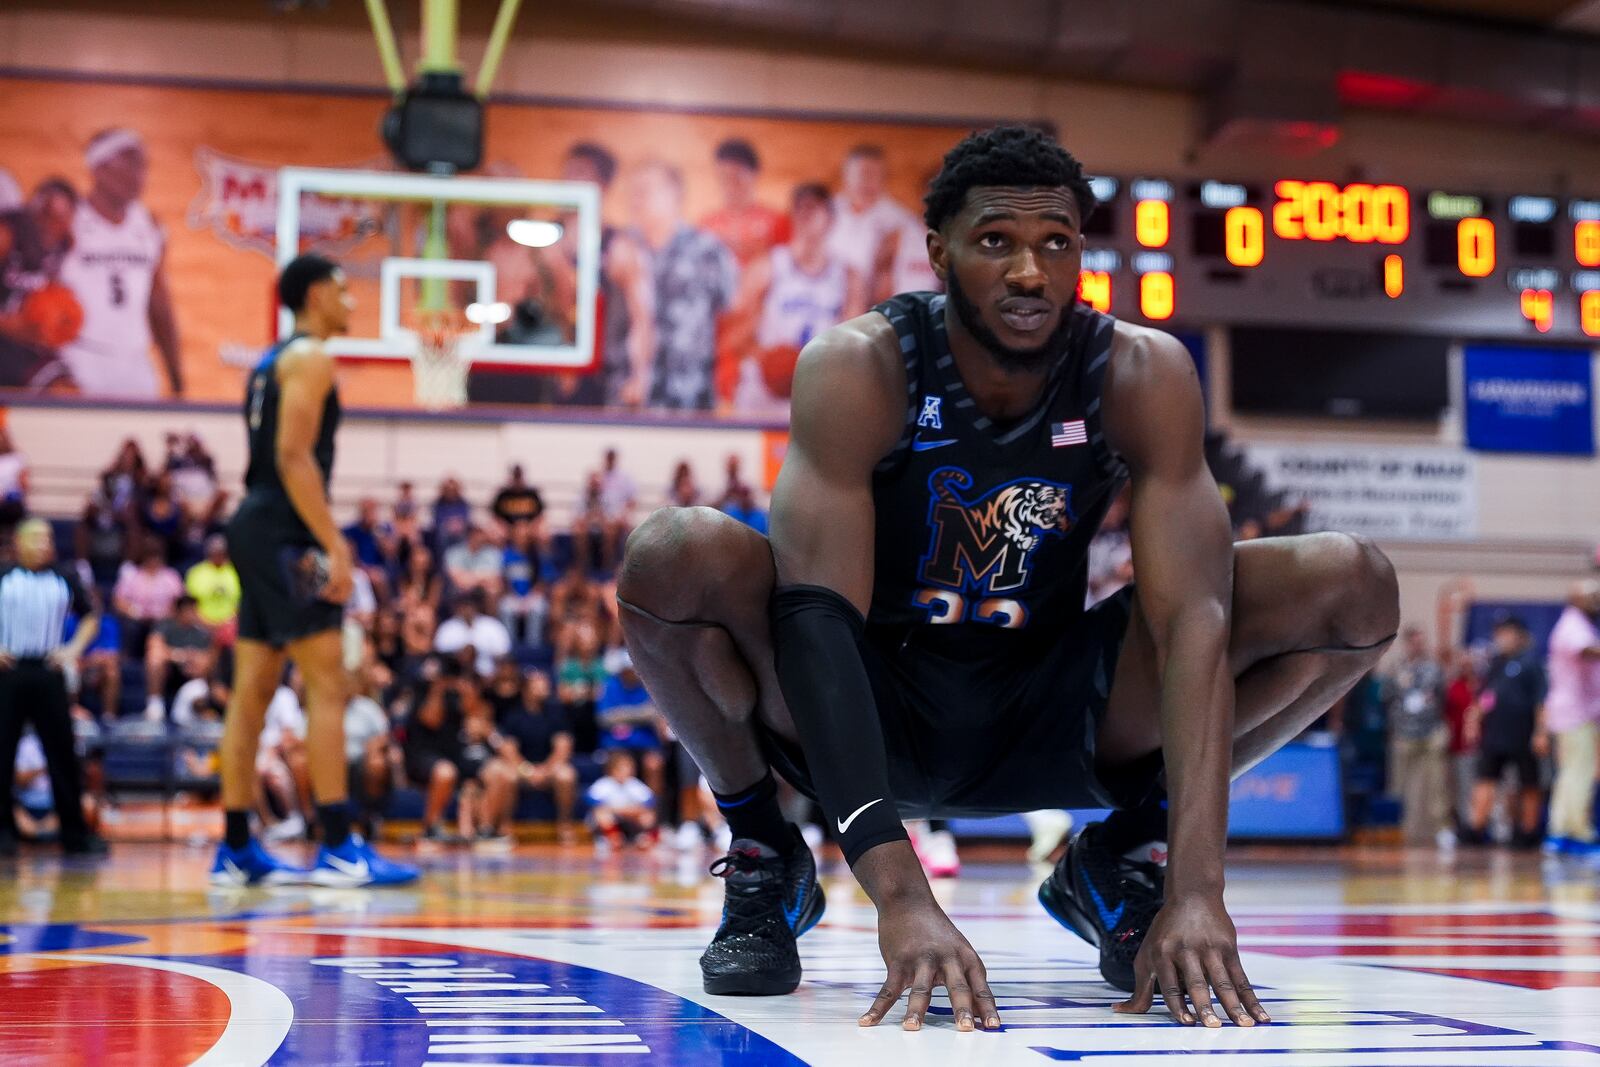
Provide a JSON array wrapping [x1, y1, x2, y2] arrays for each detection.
[[709, 849, 788, 937]]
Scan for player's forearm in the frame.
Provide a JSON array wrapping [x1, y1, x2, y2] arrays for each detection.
[[1156, 605, 1234, 898], [277, 452, 344, 557], [769, 585, 909, 869]]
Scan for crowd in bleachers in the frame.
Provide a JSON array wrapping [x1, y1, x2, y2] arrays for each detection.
[[3, 432, 770, 852]]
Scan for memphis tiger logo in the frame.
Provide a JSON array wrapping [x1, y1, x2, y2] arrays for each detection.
[[912, 466, 1073, 628]]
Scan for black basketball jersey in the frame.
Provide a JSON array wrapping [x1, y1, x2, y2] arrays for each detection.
[[242, 332, 340, 507], [867, 292, 1126, 657]]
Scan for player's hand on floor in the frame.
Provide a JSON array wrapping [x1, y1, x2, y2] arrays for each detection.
[[861, 901, 999, 1032], [1113, 892, 1270, 1028]]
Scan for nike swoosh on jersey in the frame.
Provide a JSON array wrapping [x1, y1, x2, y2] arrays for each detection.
[[837, 798, 885, 834], [910, 437, 959, 452]]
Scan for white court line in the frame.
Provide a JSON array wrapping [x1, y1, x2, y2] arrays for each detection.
[[27, 952, 294, 1067]]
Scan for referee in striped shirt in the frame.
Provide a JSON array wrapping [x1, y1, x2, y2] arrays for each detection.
[[0, 518, 106, 856]]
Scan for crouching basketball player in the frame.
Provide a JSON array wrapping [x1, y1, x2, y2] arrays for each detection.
[[617, 126, 1398, 1030], [211, 254, 417, 888]]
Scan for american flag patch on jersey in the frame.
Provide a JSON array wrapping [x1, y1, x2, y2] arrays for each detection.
[[1050, 420, 1088, 447]]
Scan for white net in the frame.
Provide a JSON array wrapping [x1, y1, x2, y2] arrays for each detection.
[[408, 309, 472, 410]]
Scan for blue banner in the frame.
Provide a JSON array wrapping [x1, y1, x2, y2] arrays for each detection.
[[1464, 345, 1594, 455]]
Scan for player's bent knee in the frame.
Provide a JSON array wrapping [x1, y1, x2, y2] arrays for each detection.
[[617, 506, 768, 619], [1324, 532, 1400, 649], [433, 761, 458, 784]]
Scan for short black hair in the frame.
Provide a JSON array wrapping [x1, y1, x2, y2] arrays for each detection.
[[32, 176, 77, 206], [567, 141, 617, 188], [714, 138, 760, 171], [1493, 614, 1529, 633], [791, 182, 831, 212], [276, 253, 339, 313], [923, 124, 1097, 232]]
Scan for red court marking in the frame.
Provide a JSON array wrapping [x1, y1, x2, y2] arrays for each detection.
[[0, 963, 229, 1066]]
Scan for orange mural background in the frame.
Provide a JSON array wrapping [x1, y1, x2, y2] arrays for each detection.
[[0, 75, 972, 408]]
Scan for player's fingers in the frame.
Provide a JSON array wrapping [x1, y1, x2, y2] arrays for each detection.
[[1113, 960, 1156, 1015], [942, 962, 975, 1031], [860, 974, 905, 1027], [1227, 954, 1271, 1023], [1156, 957, 1192, 1025], [903, 961, 936, 1031], [1204, 949, 1252, 1027], [1181, 950, 1220, 1028], [967, 958, 1002, 1030]]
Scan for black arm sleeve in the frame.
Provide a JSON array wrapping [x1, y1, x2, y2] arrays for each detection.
[[770, 584, 908, 866]]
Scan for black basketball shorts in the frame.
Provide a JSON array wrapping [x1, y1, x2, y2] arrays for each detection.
[[226, 496, 343, 649], [760, 585, 1163, 819]]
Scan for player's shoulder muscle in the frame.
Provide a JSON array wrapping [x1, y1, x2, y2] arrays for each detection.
[[1102, 321, 1204, 470], [788, 311, 906, 474]]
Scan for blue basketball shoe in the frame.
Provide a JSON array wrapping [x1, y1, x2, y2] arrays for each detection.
[[210, 838, 310, 887], [310, 833, 420, 887], [1038, 822, 1166, 993]]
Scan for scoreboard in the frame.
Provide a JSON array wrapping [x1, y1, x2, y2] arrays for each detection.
[[1078, 176, 1600, 343]]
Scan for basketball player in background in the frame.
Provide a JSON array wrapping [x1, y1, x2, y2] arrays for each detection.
[[0, 177, 81, 391], [618, 125, 1398, 1028], [826, 144, 919, 308], [733, 183, 863, 415], [699, 138, 791, 406], [211, 254, 417, 887], [57, 129, 183, 398], [628, 161, 737, 411]]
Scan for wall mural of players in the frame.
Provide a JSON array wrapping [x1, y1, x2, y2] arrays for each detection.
[[4, 73, 969, 414], [57, 130, 184, 398], [0, 170, 81, 391]]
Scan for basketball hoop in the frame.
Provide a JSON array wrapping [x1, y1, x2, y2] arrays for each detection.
[[406, 307, 473, 410]]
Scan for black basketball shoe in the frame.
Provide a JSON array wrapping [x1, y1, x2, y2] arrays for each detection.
[[1037, 822, 1165, 993], [700, 826, 826, 996]]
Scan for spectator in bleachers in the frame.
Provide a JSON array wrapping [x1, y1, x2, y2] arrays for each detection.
[[342, 497, 387, 576], [482, 656, 525, 722], [0, 427, 29, 530], [78, 488, 134, 597], [587, 748, 656, 851], [556, 622, 607, 754], [112, 543, 183, 655], [713, 453, 748, 510], [500, 521, 547, 648], [459, 692, 516, 848], [100, 439, 147, 516], [170, 670, 229, 729], [668, 460, 700, 508], [13, 729, 100, 842], [595, 449, 636, 567], [141, 472, 183, 564], [498, 668, 578, 843], [1382, 626, 1450, 847], [571, 474, 610, 573], [184, 534, 239, 638], [256, 674, 309, 843], [1543, 580, 1600, 853], [549, 564, 608, 648], [172, 680, 225, 795], [403, 655, 478, 845], [396, 542, 442, 615], [718, 484, 768, 536], [1463, 616, 1548, 848], [345, 658, 398, 840], [77, 610, 122, 718], [1442, 648, 1482, 831], [1086, 486, 1133, 607], [165, 432, 221, 518], [371, 608, 406, 681], [491, 464, 545, 535], [432, 476, 472, 551], [444, 523, 505, 600], [435, 590, 512, 679], [143, 594, 213, 720], [596, 648, 666, 799]]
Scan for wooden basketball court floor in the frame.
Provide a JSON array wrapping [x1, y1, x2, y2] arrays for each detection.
[[1, 840, 1598, 1065]]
